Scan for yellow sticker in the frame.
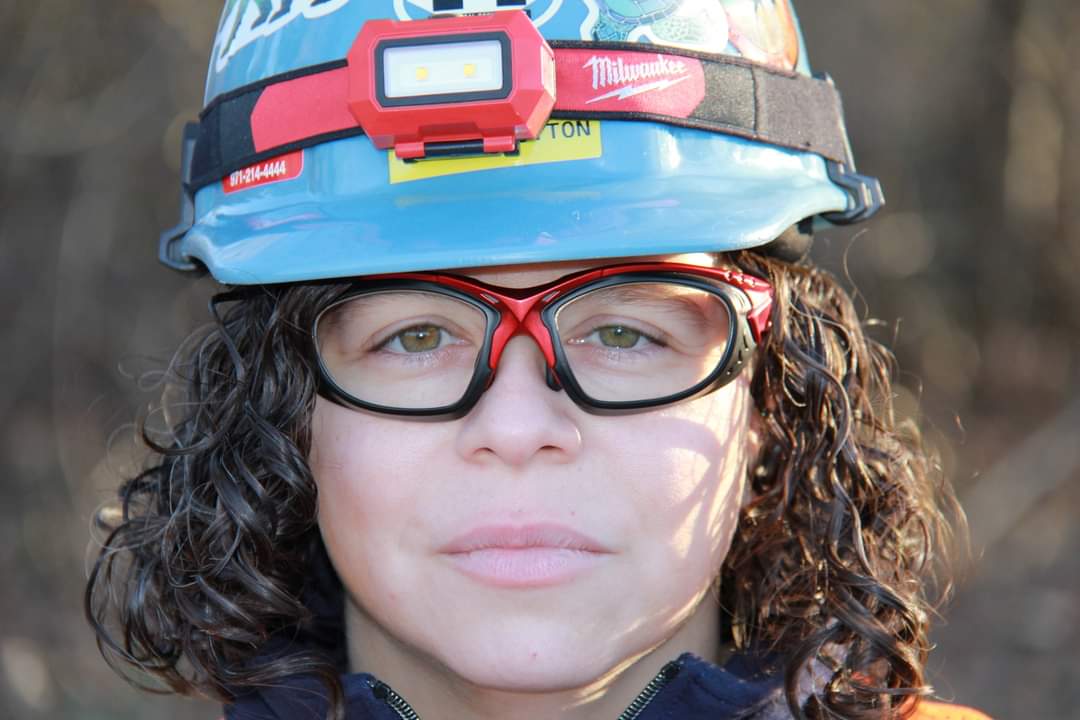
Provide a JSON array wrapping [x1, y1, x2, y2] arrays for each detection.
[[388, 120, 603, 185]]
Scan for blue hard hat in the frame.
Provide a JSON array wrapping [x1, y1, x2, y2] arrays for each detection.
[[161, 0, 883, 285]]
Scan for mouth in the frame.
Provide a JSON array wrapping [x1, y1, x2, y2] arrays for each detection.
[[439, 524, 612, 588]]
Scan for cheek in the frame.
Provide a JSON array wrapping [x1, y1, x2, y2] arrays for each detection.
[[307, 401, 442, 601], [612, 378, 753, 581], [310, 399, 446, 511], [308, 402, 384, 597], [309, 402, 383, 522]]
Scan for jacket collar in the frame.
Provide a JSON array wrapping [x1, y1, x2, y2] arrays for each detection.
[[224, 651, 790, 720]]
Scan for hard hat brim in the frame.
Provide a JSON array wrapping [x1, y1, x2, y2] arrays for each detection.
[[181, 128, 849, 285]]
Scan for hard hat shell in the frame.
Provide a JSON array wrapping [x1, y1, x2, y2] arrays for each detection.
[[170, 0, 866, 285]]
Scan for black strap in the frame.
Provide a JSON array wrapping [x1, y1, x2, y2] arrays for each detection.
[[548, 40, 854, 169], [186, 42, 857, 193], [190, 60, 351, 191]]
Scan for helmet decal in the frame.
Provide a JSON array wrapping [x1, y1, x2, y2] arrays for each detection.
[[580, 0, 798, 69], [394, 0, 565, 28], [724, 0, 799, 71], [581, 1, 723, 51], [213, 2, 799, 77], [214, 0, 351, 72]]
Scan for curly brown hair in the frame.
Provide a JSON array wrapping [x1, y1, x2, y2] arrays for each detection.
[[85, 251, 964, 719]]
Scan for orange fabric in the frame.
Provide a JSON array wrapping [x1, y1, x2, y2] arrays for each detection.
[[912, 700, 993, 720]]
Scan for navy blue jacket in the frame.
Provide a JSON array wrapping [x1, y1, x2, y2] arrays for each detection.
[[224, 652, 792, 720]]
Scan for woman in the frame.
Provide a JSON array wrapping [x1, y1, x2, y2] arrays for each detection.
[[86, 2, 987, 718]]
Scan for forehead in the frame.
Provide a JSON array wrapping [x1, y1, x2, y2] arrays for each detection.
[[458, 253, 720, 289]]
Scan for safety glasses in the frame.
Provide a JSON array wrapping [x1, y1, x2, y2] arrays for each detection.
[[313, 262, 773, 419]]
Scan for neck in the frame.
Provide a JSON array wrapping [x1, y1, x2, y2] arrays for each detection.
[[344, 593, 723, 720]]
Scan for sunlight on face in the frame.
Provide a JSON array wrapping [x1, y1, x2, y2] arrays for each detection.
[[308, 253, 759, 713]]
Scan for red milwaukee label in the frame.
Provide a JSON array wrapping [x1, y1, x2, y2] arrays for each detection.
[[555, 49, 706, 117], [223, 150, 304, 194]]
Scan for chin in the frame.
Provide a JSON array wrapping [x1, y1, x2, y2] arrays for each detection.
[[446, 657, 612, 695], [430, 624, 631, 693]]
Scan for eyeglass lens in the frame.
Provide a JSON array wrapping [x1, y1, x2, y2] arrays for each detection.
[[315, 282, 733, 411]]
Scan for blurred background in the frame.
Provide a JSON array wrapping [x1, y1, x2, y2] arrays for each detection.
[[1, 1, 1077, 718]]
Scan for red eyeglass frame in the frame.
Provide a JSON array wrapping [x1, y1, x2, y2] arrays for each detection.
[[313, 262, 774, 418]]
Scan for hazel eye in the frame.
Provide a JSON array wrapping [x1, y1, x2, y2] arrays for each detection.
[[596, 325, 643, 349], [385, 324, 447, 353]]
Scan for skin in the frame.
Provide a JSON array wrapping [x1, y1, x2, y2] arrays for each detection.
[[309, 253, 761, 720]]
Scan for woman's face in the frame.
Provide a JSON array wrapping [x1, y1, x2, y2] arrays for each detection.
[[309, 253, 759, 700]]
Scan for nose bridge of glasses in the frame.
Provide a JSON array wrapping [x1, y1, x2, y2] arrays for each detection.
[[487, 298, 557, 371]]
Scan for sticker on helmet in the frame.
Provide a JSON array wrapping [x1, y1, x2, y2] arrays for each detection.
[[223, 150, 305, 193], [723, 0, 798, 71], [388, 119, 601, 184], [580, 1, 727, 52], [579, 0, 799, 71], [394, 0, 565, 28], [213, 0, 351, 72]]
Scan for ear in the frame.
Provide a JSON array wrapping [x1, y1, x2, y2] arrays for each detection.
[[742, 403, 766, 509], [741, 348, 780, 511]]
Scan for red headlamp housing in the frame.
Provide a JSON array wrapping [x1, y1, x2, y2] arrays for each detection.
[[346, 11, 556, 160]]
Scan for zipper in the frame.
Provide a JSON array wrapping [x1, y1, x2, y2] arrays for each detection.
[[369, 658, 682, 720], [615, 659, 683, 720], [369, 679, 423, 720]]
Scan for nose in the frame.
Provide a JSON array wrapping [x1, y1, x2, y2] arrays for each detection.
[[455, 336, 582, 467]]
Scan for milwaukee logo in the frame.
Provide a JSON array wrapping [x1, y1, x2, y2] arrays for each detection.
[[583, 54, 690, 104]]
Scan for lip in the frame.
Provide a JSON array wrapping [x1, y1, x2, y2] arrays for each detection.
[[439, 524, 612, 588]]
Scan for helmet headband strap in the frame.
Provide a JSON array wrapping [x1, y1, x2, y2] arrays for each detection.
[[188, 41, 861, 192]]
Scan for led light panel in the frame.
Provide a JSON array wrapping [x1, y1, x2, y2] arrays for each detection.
[[383, 40, 504, 99]]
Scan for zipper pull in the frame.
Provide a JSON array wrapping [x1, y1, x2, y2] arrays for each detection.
[[370, 679, 423, 720], [616, 660, 684, 720]]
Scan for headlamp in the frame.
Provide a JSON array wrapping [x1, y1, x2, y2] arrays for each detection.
[[348, 12, 556, 159]]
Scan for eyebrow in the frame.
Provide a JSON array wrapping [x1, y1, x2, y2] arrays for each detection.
[[601, 284, 703, 303]]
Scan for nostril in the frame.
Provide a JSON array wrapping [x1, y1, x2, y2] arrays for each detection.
[[545, 366, 562, 391]]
